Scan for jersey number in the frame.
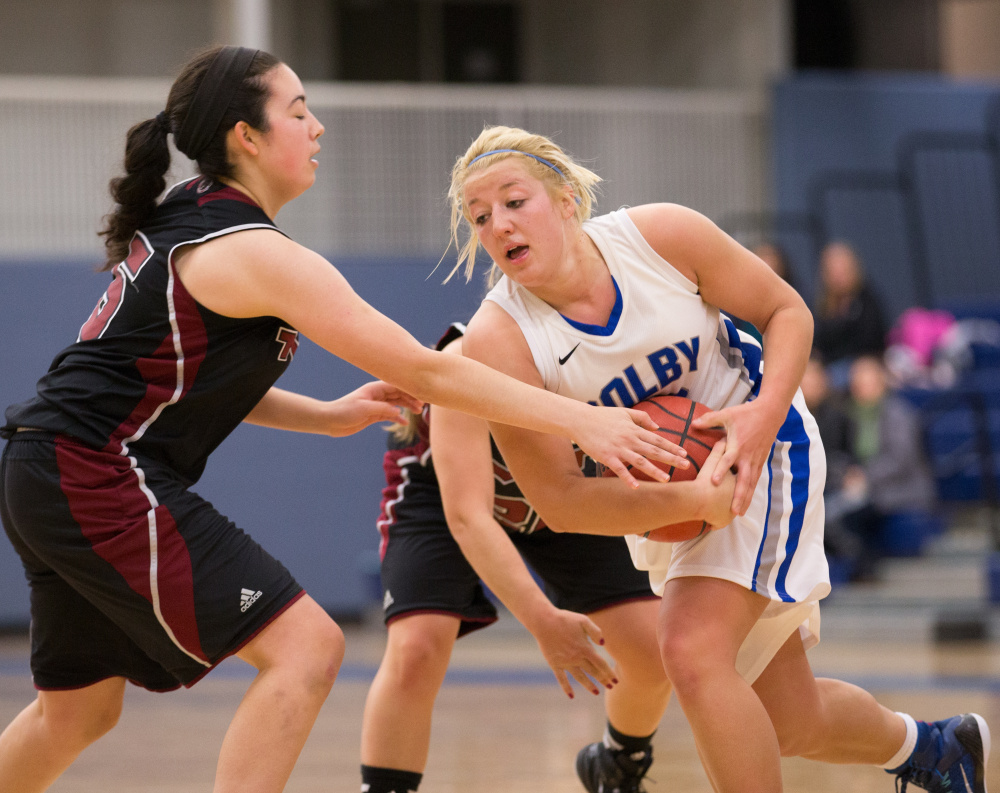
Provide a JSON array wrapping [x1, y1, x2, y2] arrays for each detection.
[[493, 493, 536, 533], [78, 233, 155, 342]]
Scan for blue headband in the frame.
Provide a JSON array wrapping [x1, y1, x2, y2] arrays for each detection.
[[468, 149, 567, 180]]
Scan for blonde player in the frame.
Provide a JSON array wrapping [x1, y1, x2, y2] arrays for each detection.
[[446, 125, 989, 793]]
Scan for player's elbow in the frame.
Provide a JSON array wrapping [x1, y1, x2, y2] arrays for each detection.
[[522, 476, 588, 534], [446, 513, 476, 541], [442, 503, 488, 543], [541, 518, 571, 533], [526, 494, 576, 534]]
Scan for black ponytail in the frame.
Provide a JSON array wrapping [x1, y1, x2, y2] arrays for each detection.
[[98, 117, 171, 270], [98, 46, 279, 271]]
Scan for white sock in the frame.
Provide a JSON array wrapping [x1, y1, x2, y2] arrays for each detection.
[[880, 712, 919, 769], [603, 726, 623, 751]]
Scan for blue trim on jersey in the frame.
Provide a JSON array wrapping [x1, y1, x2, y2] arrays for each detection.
[[751, 444, 776, 595], [722, 317, 763, 398], [773, 405, 810, 602], [559, 277, 622, 336]]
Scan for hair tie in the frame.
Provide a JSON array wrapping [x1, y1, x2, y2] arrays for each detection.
[[468, 149, 567, 180], [175, 46, 259, 161], [155, 110, 171, 134]]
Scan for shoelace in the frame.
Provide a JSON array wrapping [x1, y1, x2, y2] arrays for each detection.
[[895, 765, 949, 793], [614, 751, 655, 793]]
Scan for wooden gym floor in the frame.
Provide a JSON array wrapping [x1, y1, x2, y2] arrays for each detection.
[[1, 611, 998, 793]]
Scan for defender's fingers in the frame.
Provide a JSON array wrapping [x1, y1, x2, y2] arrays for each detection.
[[568, 668, 602, 696], [627, 454, 671, 484], [553, 669, 575, 699], [603, 458, 641, 489], [626, 414, 689, 458], [638, 440, 689, 469], [580, 651, 616, 687], [581, 618, 605, 648], [626, 410, 662, 432], [382, 407, 409, 425], [384, 394, 424, 411], [367, 404, 408, 424]]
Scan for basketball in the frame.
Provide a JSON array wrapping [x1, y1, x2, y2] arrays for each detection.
[[603, 394, 725, 542]]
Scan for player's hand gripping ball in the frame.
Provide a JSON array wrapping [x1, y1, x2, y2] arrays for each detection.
[[602, 394, 725, 542]]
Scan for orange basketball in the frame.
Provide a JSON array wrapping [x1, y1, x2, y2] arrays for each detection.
[[603, 394, 725, 542]]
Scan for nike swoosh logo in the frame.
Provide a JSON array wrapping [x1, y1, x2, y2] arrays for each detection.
[[558, 343, 581, 365]]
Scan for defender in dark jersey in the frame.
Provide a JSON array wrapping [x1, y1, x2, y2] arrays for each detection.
[[0, 47, 691, 793], [361, 325, 672, 793], [2, 175, 318, 689]]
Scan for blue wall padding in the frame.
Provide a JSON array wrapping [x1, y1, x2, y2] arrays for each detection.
[[772, 72, 1000, 319]]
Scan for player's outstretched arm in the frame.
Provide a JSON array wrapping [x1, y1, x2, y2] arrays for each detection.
[[244, 384, 423, 437], [175, 230, 679, 485]]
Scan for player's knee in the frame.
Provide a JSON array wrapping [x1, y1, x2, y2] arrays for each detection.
[[88, 695, 123, 740], [657, 626, 718, 694], [386, 630, 452, 689], [44, 693, 123, 747], [304, 618, 345, 690], [276, 613, 344, 694]]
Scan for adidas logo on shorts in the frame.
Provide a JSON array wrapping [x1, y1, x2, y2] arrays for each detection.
[[383, 589, 394, 610], [240, 588, 262, 613]]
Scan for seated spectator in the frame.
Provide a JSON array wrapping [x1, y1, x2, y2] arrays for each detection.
[[846, 355, 940, 557], [847, 356, 936, 511], [813, 242, 888, 390], [799, 356, 877, 582]]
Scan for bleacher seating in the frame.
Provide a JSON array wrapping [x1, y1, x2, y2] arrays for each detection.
[[903, 322, 1000, 508]]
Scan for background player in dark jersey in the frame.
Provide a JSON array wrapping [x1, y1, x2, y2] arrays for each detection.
[[361, 325, 700, 793], [0, 47, 725, 793]]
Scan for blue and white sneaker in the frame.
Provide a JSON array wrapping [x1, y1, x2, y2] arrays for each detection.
[[889, 713, 991, 792]]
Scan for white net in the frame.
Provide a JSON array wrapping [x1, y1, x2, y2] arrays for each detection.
[[0, 77, 767, 259]]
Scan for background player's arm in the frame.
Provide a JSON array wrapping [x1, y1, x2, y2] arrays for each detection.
[[628, 203, 814, 515], [243, 384, 422, 437], [462, 304, 735, 536], [173, 230, 679, 487], [433, 340, 614, 698]]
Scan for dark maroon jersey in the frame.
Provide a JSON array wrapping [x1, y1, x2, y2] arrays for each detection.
[[376, 323, 596, 551], [376, 402, 596, 546], [3, 177, 300, 485]]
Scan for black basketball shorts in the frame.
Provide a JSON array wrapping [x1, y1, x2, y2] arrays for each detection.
[[378, 482, 657, 637], [0, 434, 303, 691]]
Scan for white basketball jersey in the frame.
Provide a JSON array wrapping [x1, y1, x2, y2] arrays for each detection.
[[483, 208, 830, 628], [484, 208, 762, 413]]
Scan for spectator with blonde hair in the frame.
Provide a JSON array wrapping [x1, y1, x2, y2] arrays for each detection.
[[813, 241, 888, 388]]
